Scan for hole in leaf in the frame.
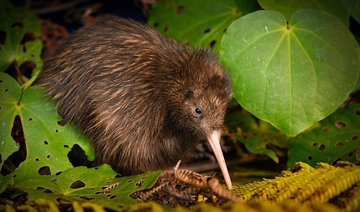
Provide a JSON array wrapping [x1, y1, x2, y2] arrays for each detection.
[[209, 40, 216, 48], [11, 115, 24, 141], [318, 144, 326, 151], [19, 61, 36, 79], [348, 152, 353, 157], [64, 145, 69, 148], [11, 22, 23, 28], [95, 190, 110, 194], [4, 88, 8, 92], [352, 135, 359, 140], [35, 158, 39, 161], [44, 140, 48, 145], [47, 155, 51, 159], [1, 116, 26, 176], [335, 142, 344, 147], [115, 173, 122, 178], [28, 118, 32, 121], [56, 171, 62, 175], [176, 6, 184, 14], [0, 106, 1, 110], [307, 155, 312, 161], [127, 179, 132, 183], [44, 188, 54, 193], [55, 129, 58, 133], [136, 181, 143, 187], [335, 122, 346, 129], [20, 33, 36, 45], [70, 180, 85, 189], [312, 142, 317, 148], [163, 25, 169, 33], [79, 196, 94, 200], [37, 187, 54, 193], [109, 194, 117, 199], [0, 31, 5, 45], [51, 178, 57, 184], [204, 28, 211, 34], [57, 120, 66, 126], [38, 166, 51, 175], [355, 108, 360, 116], [153, 22, 159, 27], [12, 174, 16, 178], [67, 144, 98, 168]]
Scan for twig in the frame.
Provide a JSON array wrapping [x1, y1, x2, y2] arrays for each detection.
[[31, 0, 92, 15]]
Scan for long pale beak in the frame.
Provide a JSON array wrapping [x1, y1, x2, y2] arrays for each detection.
[[207, 130, 232, 190]]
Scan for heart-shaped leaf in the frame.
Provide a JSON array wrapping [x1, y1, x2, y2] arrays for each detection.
[[148, 0, 258, 51], [220, 10, 359, 136], [288, 104, 360, 167], [258, 0, 350, 26]]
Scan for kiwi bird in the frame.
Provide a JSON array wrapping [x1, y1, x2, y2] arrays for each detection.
[[37, 16, 233, 189]]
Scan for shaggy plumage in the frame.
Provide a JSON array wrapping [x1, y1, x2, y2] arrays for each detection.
[[37, 16, 232, 183]]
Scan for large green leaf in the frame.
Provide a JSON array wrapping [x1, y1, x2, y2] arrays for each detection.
[[11, 165, 161, 210], [0, 73, 20, 168], [341, 0, 360, 24], [258, 0, 350, 26], [148, 0, 258, 51], [220, 10, 359, 136], [0, 72, 94, 176], [287, 104, 360, 167], [15, 87, 96, 176], [0, 0, 43, 89]]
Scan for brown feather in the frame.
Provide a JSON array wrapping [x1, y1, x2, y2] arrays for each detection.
[[37, 16, 232, 175]]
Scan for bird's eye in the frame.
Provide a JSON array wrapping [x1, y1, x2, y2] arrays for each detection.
[[195, 107, 202, 115]]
